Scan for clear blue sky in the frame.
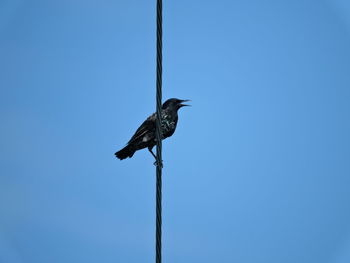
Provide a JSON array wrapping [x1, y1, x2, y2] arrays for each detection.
[[1, 0, 350, 262]]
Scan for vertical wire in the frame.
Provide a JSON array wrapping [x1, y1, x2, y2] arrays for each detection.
[[155, 0, 163, 262]]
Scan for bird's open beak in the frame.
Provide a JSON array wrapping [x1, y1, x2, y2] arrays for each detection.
[[179, 99, 191, 107]]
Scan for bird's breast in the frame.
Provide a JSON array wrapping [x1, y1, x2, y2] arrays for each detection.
[[160, 112, 177, 138]]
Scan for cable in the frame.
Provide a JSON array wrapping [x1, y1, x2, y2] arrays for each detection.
[[155, 0, 163, 262]]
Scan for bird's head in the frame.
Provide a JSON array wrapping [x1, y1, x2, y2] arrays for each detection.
[[162, 98, 191, 111]]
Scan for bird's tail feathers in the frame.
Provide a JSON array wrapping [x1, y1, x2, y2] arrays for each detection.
[[115, 145, 135, 160]]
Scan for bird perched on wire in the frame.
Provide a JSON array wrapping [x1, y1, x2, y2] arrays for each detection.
[[115, 98, 190, 161]]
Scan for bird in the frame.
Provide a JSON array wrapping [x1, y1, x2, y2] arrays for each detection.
[[115, 98, 190, 161]]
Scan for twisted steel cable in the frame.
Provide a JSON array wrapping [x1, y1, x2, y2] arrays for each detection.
[[155, 0, 163, 262]]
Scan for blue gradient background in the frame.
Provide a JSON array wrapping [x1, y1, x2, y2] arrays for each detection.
[[1, 0, 350, 262]]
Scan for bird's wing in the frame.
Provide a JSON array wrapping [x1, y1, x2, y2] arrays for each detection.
[[127, 113, 156, 144]]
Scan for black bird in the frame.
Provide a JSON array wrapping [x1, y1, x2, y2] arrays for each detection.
[[115, 98, 190, 161]]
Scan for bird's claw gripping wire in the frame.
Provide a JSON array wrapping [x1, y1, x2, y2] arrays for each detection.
[[153, 159, 163, 168], [149, 147, 163, 168]]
